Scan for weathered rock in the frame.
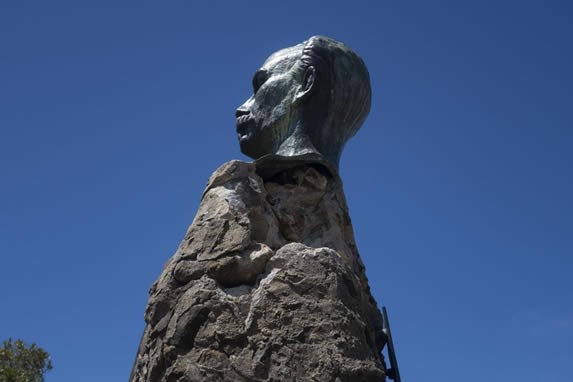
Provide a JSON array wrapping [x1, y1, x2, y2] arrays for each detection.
[[130, 161, 386, 382]]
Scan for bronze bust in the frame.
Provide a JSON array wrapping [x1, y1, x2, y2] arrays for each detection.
[[235, 35, 371, 175]]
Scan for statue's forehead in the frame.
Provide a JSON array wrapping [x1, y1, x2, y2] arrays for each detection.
[[261, 45, 303, 74]]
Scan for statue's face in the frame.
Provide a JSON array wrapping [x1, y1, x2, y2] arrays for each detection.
[[236, 47, 302, 159]]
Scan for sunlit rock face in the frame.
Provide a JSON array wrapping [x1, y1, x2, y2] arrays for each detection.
[[130, 161, 386, 382]]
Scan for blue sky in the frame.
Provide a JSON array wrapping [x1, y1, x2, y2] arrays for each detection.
[[1, 1, 572, 381]]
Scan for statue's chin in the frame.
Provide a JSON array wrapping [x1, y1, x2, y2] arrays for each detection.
[[238, 139, 261, 160]]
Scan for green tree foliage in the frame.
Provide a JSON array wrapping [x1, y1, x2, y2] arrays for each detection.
[[0, 338, 52, 382]]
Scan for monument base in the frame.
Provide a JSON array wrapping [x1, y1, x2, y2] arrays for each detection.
[[130, 161, 386, 382]]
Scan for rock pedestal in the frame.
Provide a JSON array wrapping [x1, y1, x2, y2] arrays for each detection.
[[130, 161, 386, 382]]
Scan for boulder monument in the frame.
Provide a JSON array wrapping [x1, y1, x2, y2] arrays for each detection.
[[130, 36, 389, 382]]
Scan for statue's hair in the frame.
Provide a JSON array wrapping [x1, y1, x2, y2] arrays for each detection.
[[299, 36, 372, 169]]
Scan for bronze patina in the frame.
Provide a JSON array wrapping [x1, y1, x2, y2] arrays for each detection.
[[235, 36, 371, 175]]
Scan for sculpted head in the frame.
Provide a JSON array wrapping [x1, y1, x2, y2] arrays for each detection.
[[236, 36, 371, 174]]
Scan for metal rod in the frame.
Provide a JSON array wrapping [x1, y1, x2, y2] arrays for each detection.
[[382, 306, 402, 382]]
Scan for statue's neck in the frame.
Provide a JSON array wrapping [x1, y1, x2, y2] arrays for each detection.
[[276, 123, 319, 157]]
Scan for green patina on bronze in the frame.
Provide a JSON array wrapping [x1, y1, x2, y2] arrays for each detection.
[[235, 36, 371, 175]]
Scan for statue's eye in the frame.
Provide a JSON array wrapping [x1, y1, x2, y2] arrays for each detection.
[[252, 70, 268, 94]]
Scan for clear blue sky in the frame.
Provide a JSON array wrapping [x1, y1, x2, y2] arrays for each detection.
[[1, 1, 572, 381]]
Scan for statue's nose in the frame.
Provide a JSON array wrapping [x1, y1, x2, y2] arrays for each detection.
[[235, 107, 249, 118], [236, 96, 255, 117]]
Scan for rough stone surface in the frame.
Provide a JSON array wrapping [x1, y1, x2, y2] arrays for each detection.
[[130, 161, 386, 382]]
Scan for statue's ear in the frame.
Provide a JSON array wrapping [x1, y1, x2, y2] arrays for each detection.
[[294, 66, 316, 103]]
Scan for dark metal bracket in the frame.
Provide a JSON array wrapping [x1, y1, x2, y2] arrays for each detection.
[[382, 306, 402, 382]]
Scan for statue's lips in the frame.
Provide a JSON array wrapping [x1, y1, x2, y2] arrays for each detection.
[[236, 115, 254, 142]]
